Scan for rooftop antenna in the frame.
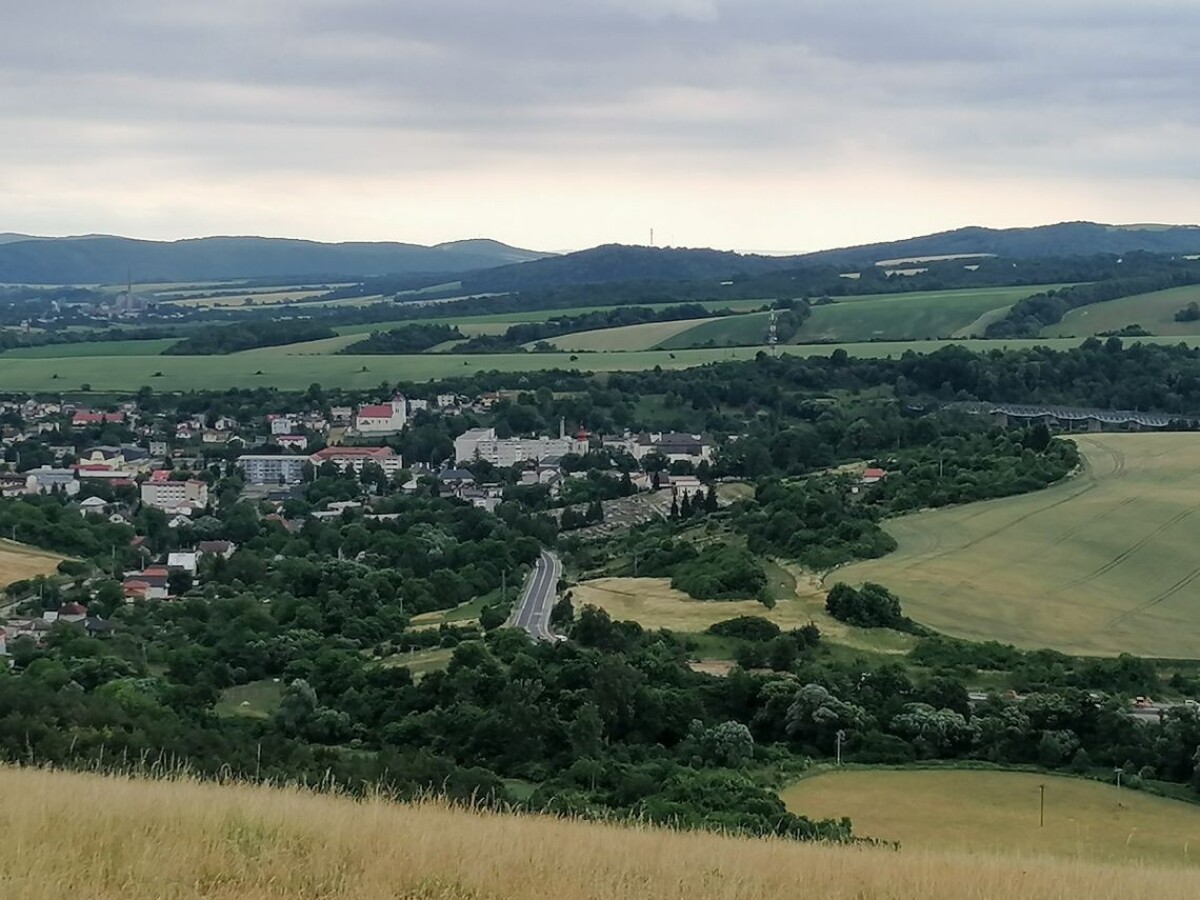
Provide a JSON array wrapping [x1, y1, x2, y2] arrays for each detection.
[[649, 228, 654, 247]]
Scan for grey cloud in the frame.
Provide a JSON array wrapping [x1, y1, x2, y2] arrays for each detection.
[[1, 1, 1199, 208]]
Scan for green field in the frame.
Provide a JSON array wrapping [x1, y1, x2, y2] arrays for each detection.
[[1046, 286, 1200, 338], [832, 433, 1200, 658], [783, 769, 1200, 866], [214, 679, 284, 719], [651, 286, 1071, 348], [2, 339, 180, 358], [6, 337, 1200, 391], [801, 285, 1075, 343], [545, 317, 717, 351], [657, 311, 774, 349]]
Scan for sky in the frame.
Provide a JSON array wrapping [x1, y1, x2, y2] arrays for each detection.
[[2, 1, 1199, 253]]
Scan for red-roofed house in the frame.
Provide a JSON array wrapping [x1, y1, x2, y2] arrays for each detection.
[[72, 411, 125, 428], [861, 467, 888, 484], [353, 397, 407, 436], [309, 446, 403, 476]]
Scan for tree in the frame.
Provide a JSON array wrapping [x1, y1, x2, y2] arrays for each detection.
[[167, 569, 193, 597], [785, 683, 870, 749]]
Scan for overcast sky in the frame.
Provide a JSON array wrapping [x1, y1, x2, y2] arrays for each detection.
[[2, 1, 1198, 252]]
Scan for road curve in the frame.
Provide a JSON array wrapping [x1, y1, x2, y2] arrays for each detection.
[[509, 550, 562, 641]]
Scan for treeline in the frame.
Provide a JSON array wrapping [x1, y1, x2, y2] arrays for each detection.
[[340, 323, 463, 354], [0, 325, 179, 353], [163, 321, 337, 355]]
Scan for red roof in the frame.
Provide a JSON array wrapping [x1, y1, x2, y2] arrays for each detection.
[[863, 467, 888, 479], [150, 469, 171, 482], [356, 404, 396, 418]]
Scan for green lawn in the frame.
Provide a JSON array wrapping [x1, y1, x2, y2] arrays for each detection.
[[1046, 285, 1200, 338], [215, 679, 284, 719], [381, 647, 453, 677]]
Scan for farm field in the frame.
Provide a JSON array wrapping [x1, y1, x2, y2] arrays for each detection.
[[800, 285, 1074, 343], [1045, 285, 1200, 337], [657, 311, 773, 349], [5, 767, 1197, 900], [6, 337, 1200, 392], [544, 317, 716, 351], [653, 285, 1071, 347], [572, 575, 916, 654], [783, 769, 1200, 867], [832, 433, 1200, 658], [166, 289, 330, 307], [0, 539, 66, 587], [1, 338, 180, 358]]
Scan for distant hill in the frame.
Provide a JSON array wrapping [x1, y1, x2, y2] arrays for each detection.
[[798, 222, 1200, 267], [460, 223, 1200, 292], [0, 235, 549, 284], [462, 244, 798, 291]]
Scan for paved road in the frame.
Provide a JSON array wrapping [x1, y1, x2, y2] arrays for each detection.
[[509, 549, 562, 641]]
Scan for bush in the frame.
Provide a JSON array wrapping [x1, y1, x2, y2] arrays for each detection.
[[825, 582, 904, 629], [707, 616, 781, 642]]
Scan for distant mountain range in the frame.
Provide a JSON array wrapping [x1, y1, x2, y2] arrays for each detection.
[[797, 221, 1200, 267], [0, 235, 549, 284], [461, 222, 1200, 292], [3, 221, 1199, 286]]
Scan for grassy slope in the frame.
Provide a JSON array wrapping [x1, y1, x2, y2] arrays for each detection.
[[573, 574, 916, 655], [657, 311, 774, 349], [783, 769, 1200, 868], [658, 286, 1070, 348], [7, 337, 1200, 391], [832, 433, 1200, 658], [2, 339, 180, 358], [544, 318, 717, 351], [0, 539, 65, 587], [2, 766, 1195, 900], [801, 285, 1070, 342], [1046, 285, 1200, 337]]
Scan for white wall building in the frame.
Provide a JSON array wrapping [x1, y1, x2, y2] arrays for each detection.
[[453, 427, 588, 466], [354, 397, 407, 436], [140, 479, 209, 513]]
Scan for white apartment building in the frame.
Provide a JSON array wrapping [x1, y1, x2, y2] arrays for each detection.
[[453, 427, 588, 466], [140, 479, 209, 513]]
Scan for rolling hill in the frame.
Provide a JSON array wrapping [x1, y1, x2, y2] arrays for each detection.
[[798, 222, 1200, 267], [4, 766, 1195, 900], [0, 235, 549, 283], [460, 223, 1200, 293]]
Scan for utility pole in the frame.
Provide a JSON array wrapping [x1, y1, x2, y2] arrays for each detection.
[[835, 729, 846, 766], [1039, 783, 1045, 827], [1115, 767, 1123, 804]]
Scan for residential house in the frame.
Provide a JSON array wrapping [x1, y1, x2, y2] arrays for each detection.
[[78, 496, 110, 517], [197, 540, 236, 559], [72, 410, 125, 428]]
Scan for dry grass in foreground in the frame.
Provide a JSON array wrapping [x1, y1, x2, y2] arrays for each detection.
[[1, 767, 1199, 899], [0, 539, 65, 588]]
